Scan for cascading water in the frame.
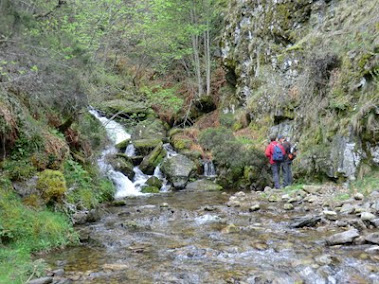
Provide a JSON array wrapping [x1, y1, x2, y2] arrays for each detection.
[[89, 108, 172, 197], [125, 142, 136, 157], [89, 109, 143, 198], [203, 159, 216, 177]]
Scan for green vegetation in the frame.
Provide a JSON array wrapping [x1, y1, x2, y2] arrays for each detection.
[[0, 178, 78, 283]]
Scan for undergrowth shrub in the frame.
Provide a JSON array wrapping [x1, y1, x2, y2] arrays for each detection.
[[64, 159, 115, 208], [36, 170, 67, 203], [199, 127, 270, 189]]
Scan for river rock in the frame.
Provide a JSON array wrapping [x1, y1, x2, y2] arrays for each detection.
[[249, 203, 260, 212], [340, 203, 355, 214], [354, 193, 364, 200], [185, 179, 222, 191], [289, 215, 321, 228], [326, 229, 360, 245], [284, 203, 294, 210], [365, 233, 379, 244], [360, 212, 376, 222], [27, 277, 53, 284], [323, 210, 338, 221], [161, 154, 196, 189]]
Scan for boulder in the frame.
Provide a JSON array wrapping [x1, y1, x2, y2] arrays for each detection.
[[133, 139, 163, 156], [131, 119, 167, 141], [139, 142, 166, 174], [326, 229, 360, 246], [141, 186, 160, 193], [146, 176, 163, 189], [161, 154, 197, 189], [108, 156, 135, 179]]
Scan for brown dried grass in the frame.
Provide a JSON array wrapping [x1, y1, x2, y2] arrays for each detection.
[[194, 110, 220, 130]]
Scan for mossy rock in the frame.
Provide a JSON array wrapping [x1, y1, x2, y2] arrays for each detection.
[[108, 156, 135, 179], [146, 176, 163, 189], [139, 142, 166, 174], [37, 170, 67, 203], [131, 119, 167, 141], [96, 100, 148, 118], [141, 186, 160, 194], [133, 139, 163, 156], [115, 139, 130, 151]]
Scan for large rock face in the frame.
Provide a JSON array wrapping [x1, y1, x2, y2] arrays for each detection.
[[161, 154, 197, 189], [221, 0, 378, 180]]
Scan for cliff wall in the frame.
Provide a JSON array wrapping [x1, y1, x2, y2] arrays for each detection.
[[221, 0, 378, 180]]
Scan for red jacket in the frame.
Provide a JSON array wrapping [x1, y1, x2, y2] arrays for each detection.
[[265, 141, 285, 165]]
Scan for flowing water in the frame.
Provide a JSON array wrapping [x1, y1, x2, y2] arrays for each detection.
[[42, 111, 378, 283], [44, 190, 379, 283]]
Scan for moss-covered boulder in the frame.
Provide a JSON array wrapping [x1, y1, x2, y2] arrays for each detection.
[[141, 186, 160, 193], [37, 170, 67, 203], [108, 156, 135, 179], [133, 139, 163, 156], [131, 119, 167, 141], [161, 154, 197, 189], [95, 99, 149, 120], [115, 139, 130, 152], [139, 142, 166, 174], [146, 176, 163, 189]]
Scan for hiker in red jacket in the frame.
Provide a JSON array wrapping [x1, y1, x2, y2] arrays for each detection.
[[265, 134, 286, 189]]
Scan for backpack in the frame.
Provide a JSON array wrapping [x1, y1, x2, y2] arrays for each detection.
[[272, 144, 284, 162]]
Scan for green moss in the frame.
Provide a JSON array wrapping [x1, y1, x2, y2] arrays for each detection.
[[141, 186, 160, 193], [37, 170, 67, 203], [172, 136, 192, 151]]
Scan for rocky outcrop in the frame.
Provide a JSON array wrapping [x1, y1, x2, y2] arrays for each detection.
[[221, 0, 378, 181]]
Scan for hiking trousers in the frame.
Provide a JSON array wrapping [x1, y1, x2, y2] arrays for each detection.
[[271, 163, 281, 189], [282, 161, 293, 187]]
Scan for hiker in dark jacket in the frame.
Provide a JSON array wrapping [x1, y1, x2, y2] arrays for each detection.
[[265, 135, 285, 189], [280, 136, 295, 187]]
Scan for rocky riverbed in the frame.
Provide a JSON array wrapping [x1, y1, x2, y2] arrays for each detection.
[[34, 183, 379, 284]]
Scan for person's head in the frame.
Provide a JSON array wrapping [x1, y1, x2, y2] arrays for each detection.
[[278, 134, 285, 142], [269, 134, 276, 142]]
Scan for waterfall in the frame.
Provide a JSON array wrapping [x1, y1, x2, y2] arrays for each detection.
[[203, 159, 216, 177], [125, 143, 136, 157], [163, 143, 178, 157], [89, 108, 142, 197]]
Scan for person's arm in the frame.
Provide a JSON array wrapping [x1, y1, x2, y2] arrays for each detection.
[[265, 143, 272, 158]]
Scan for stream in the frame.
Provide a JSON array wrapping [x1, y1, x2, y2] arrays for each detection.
[[41, 111, 378, 284]]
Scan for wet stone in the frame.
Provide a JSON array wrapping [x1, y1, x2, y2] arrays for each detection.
[[323, 210, 338, 221], [340, 203, 355, 214], [326, 229, 360, 246], [365, 233, 379, 245], [283, 203, 294, 210], [27, 277, 53, 284], [249, 203, 260, 212], [360, 212, 376, 221], [354, 193, 364, 200]]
